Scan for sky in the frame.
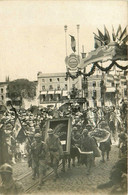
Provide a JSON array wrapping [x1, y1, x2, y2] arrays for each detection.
[[0, 0, 127, 82]]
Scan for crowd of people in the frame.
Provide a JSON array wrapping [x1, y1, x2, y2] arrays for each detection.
[[0, 101, 127, 194]]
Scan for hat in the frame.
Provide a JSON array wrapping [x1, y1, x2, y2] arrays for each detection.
[[5, 123, 13, 130], [73, 127, 77, 131], [47, 128, 54, 134], [86, 124, 92, 130], [0, 163, 12, 174], [34, 133, 41, 138], [83, 129, 88, 135]]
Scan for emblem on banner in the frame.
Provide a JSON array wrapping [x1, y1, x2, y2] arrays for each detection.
[[65, 53, 80, 70]]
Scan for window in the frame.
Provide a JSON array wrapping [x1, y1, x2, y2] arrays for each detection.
[[1, 95, 4, 100], [49, 85, 53, 90], [1, 88, 3, 93], [124, 89, 127, 96], [42, 79, 45, 82], [93, 81, 96, 87], [93, 90, 97, 98], [85, 92, 88, 97], [50, 94, 53, 100], [42, 86, 45, 90], [43, 95, 46, 101], [72, 84, 75, 88], [65, 78, 67, 81], [65, 84, 67, 90], [57, 78, 60, 81], [50, 79, 52, 82], [57, 85, 60, 90], [112, 82, 114, 87]]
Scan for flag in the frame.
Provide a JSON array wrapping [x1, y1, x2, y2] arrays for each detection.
[[112, 25, 116, 41], [119, 26, 128, 41], [122, 35, 128, 44], [104, 25, 110, 44], [94, 34, 102, 48], [69, 35, 76, 52], [97, 29, 105, 41], [13, 117, 22, 138], [116, 25, 122, 41]]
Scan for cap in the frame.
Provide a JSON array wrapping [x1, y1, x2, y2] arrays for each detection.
[[83, 129, 88, 135], [86, 124, 92, 130], [34, 133, 41, 138], [73, 127, 77, 131], [5, 123, 12, 130], [47, 128, 54, 134], [0, 163, 12, 174]]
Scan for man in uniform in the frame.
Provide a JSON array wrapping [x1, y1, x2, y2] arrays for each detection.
[[0, 163, 24, 194], [46, 128, 63, 180], [80, 129, 95, 175], [38, 140, 48, 190], [31, 133, 42, 180], [71, 126, 81, 167]]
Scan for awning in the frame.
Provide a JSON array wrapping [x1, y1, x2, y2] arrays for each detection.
[[55, 90, 61, 94], [106, 87, 116, 92], [40, 91, 47, 94], [47, 91, 55, 94], [63, 91, 68, 96]]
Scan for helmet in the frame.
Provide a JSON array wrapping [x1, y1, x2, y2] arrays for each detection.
[[73, 127, 77, 131], [118, 132, 126, 140], [83, 129, 88, 135], [47, 128, 54, 134], [35, 126, 40, 130], [0, 163, 13, 174], [86, 124, 92, 130], [5, 123, 12, 130], [34, 133, 41, 138]]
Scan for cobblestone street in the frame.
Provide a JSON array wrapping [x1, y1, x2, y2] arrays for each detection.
[[12, 144, 125, 195]]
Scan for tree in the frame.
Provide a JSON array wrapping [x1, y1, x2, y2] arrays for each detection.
[[7, 79, 36, 105]]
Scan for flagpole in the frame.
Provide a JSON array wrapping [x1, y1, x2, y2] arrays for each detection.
[[64, 25, 68, 56], [77, 24, 80, 56]]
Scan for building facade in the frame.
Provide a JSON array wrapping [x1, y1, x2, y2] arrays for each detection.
[[0, 82, 8, 106], [37, 72, 83, 107]]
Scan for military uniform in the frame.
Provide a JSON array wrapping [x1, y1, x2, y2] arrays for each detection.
[[31, 142, 40, 179], [0, 163, 24, 195], [80, 129, 95, 175], [71, 127, 81, 166], [46, 129, 63, 179], [38, 142, 48, 189]]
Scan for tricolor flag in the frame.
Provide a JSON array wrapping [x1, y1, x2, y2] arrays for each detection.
[[104, 25, 110, 45], [94, 33, 102, 48], [119, 26, 128, 41], [13, 117, 22, 138], [69, 35, 76, 52], [97, 29, 105, 42], [116, 25, 122, 42], [112, 25, 116, 41]]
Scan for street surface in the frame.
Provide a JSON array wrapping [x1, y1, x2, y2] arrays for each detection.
[[11, 144, 126, 195]]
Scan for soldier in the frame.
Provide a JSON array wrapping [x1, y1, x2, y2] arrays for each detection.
[[80, 129, 96, 175], [31, 133, 42, 180], [46, 128, 63, 180], [0, 163, 24, 194], [25, 132, 34, 168], [70, 127, 81, 167], [38, 141, 48, 190]]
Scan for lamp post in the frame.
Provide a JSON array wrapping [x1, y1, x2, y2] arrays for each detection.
[[64, 25, 68, 56], [77, 24, 80, 56]]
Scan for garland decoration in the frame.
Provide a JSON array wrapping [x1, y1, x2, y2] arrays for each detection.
[[114, 61, 128, 70], [66, 61, 128, 79], [95, 61, 115, 72]]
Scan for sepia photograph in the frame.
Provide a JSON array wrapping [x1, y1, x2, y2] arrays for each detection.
[[0, 0, 127, 195]]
